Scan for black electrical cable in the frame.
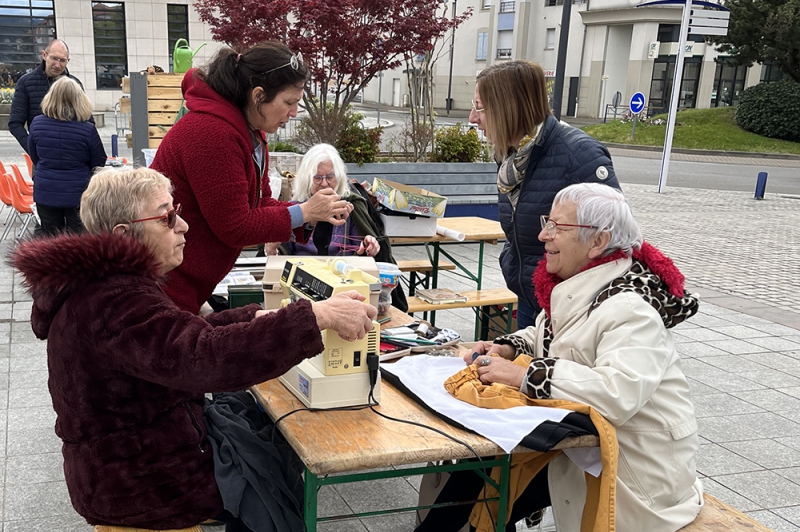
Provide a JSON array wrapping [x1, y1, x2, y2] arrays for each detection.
[[270, 356, 499, 531]]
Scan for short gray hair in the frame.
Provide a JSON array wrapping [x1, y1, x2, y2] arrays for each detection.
[[291, 143, 349, 201], [80, 168, 173, 238], [553, 183, 642, 256]]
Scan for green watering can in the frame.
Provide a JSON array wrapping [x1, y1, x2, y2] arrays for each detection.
[[173, 39, 207, 74]]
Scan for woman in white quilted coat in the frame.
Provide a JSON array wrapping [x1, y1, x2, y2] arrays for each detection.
[[417, 183, 703, 532]]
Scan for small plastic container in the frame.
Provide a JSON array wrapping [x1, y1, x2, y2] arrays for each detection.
[[376, 262, 402, 315], [142, 148, 158, 168]]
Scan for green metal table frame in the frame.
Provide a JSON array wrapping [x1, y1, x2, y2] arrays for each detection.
[[303, 454, 512, 532], [419, 241, 513, 342]]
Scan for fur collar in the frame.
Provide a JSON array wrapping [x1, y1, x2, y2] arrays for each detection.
[[10, 233, 163, 338], [533, 241, 687, 318]]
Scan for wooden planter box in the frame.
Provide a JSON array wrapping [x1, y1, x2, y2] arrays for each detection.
[[124, 72, 183, 165]]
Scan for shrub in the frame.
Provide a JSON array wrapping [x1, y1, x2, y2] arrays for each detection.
[[334, 111, 382, 165], [271, 141, 303, 153], [736, 79, 800, 143], [430, 124, 482, 162]]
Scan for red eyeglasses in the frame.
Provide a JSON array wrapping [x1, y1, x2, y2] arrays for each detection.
[[131, 204, 182, 229]]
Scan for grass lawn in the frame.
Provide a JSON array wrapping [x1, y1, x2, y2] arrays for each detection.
[[582, 107, 800, 155]]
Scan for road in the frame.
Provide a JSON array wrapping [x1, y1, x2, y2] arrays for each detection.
[[357, 107, 800, 196], [611, 153, 800, 195]]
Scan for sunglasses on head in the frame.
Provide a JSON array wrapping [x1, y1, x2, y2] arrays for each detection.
[[130, 204, 182, 229], [264, 52, 303, 75]]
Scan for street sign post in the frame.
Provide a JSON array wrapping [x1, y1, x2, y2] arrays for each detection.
[[629, 91, 646, 140], [637, 0, 730, 193]]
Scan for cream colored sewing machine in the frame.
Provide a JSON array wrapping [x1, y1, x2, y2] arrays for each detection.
[[277, 258, 381, 408]]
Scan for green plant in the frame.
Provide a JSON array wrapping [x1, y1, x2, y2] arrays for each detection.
[[334, 110, 382, 165], [271, 140, 303, 153], [0, 87, 13, 104], [430, 124, 482, 162], [736, 79, 800, 143]]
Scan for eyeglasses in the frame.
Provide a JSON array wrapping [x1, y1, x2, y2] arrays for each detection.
[[540, 215, 597, 238], [471, 99, 484, 113], [264, 52, 303, 75], [131, 204, 182, 229], [46, 54, 68, 65], [312, 172, 336, 184]]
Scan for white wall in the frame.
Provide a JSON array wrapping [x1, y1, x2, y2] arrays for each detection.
[[56, 0, 221, 111]]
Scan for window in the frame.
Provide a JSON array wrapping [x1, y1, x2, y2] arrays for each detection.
[[648, 56, 702, 112], [711, 60, 746, 107], [167, 4, 189, 71], [499, 1, 515, 12], [496, 29, 512, 59], [760, 60, 785, 84], [545, 28, 556, 50], [482, 0, 491, 7], [476, 32, 488, 61], [93, 2, 127, 90], [0, 0, 56, 85]]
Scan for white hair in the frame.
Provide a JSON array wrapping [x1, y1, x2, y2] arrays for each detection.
[[291, 143, 349, 201], [552, 183, 642, 256]]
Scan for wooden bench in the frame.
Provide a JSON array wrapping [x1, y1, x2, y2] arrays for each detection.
[[94, 526, 202, 532], [407, 287, 518, 341], [397, 258, 457, 296], [679, 493, 773, 531]]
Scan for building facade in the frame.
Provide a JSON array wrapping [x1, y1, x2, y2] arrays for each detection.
[[363, 0, 770, 119], [0, 0, 222, 111]]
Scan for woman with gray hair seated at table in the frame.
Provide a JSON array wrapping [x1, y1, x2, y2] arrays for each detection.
[[11, 167, 377, 531], [417, 182, 703, 532], [267, 143, 380, 257]]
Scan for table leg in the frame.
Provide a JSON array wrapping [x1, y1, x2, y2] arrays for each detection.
[[496, 454, 511, 532], [429, 243, 441, 326], [304, 466, 318, 532]]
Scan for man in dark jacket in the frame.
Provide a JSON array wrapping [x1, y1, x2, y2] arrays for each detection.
[[9, 39, 90, 152]]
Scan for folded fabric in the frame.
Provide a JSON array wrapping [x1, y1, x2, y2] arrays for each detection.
[[444, 356, 619, 532]]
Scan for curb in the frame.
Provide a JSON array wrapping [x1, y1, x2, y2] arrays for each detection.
[[603, 142, 800, 161]]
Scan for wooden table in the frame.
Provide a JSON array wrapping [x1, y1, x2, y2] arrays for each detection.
[[251, 319, 598, 531], [389, 216, 504, 291]]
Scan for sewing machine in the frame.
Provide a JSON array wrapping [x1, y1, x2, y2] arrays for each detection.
[[277, 258, 382, 408]]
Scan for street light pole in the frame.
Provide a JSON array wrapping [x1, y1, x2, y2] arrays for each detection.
[[446, 0, 457, 115], [552, 0, 572, 120], [377, 71, 383, 126]]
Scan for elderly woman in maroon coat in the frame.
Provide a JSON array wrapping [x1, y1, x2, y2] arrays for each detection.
[[11, 168, 377, 530]]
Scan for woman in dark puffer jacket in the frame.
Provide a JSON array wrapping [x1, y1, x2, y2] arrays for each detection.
[[27, 76, 107, 236]]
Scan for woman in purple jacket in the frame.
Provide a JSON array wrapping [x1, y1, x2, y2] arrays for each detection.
[[27, 76, 107, 236]]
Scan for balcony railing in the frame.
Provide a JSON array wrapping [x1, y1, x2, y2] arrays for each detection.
[[496, 48, 512, 59], [500, 1, 515, 12]]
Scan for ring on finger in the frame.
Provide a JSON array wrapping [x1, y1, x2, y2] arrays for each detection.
[[480, 356, 491, 367]]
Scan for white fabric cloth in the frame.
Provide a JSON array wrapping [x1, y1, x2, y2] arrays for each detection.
[[381, 355, 569, 453]]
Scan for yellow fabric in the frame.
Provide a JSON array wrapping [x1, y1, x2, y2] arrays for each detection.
[[443, 355, 618, 532]]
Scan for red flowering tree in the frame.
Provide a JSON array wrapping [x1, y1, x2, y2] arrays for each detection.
[[194, 0, 471, 144]]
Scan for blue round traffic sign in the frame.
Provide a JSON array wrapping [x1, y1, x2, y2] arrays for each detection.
[[630, 92, 646, 114]]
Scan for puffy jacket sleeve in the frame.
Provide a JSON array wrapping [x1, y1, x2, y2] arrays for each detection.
[[564, 131, 621, 192], [97, 280, 324, 393], [27, 115, 41, 165], [9, 79, 30, 151], [549, 292, 675, 426], [156, 118, 300, 248], [87, 125, 108, 170]]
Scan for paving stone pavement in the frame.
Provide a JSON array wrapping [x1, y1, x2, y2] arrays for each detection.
[[0, 116, 799, 530]]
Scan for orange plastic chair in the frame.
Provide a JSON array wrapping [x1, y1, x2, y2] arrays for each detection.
[[0, 160, 6, 178], [9, 163, 33, 195], [1, 173, 33, 240], [22, 152, 33, 179]]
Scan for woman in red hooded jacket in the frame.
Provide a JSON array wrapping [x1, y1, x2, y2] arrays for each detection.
[[151, 41, 352, 313]]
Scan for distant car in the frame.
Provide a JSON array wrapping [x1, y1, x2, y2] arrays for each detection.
[[97, 73, 121, 89]]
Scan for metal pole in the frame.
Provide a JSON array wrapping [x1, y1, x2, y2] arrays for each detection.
[[377, 72, 382, 126], [552, 0, 572, 120], [658, 0, 692, 193], [446, 0, 457, 115]]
